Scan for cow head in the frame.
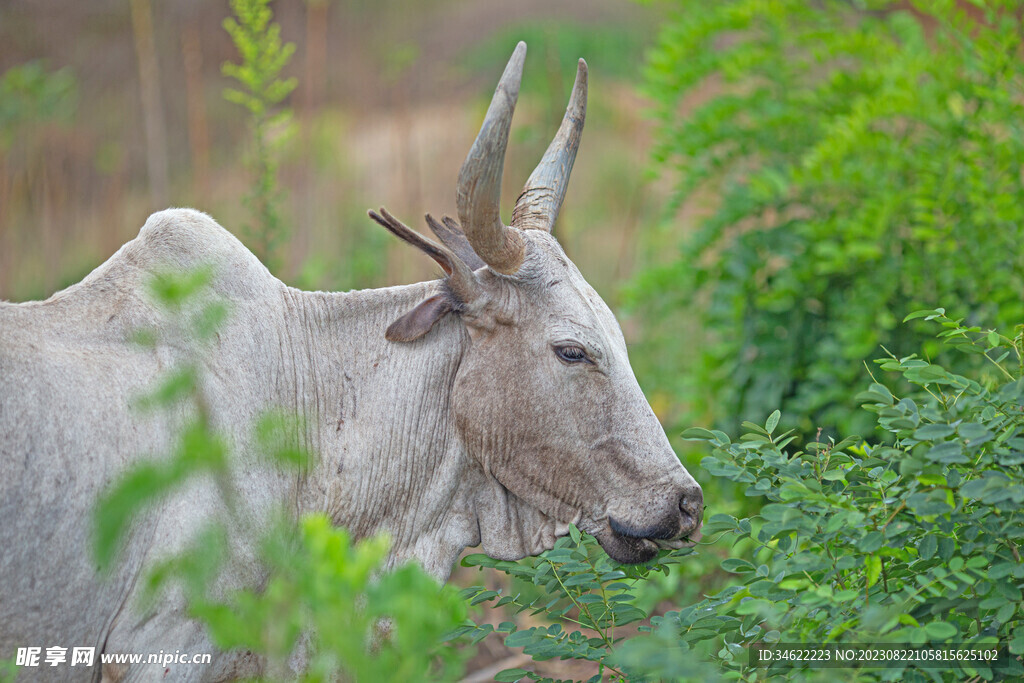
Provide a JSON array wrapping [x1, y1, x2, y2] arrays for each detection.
[[368, 42, 702, 564]]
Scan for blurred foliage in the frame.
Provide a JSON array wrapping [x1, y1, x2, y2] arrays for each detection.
[[614, 314, 1024, 681], [0, 657, 14, 683], [630, 0, 1024, 439], [154, 516, 469, 681], [0, 61, 77, 148], [222, 0, 298, 272], [456, 529, 702, 682], [93, 267, 468, 681], [93, 265, 229, 574], [0, 60, 79, 216]]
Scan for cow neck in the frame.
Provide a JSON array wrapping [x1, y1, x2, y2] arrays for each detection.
[[278, 281, 482, 578]]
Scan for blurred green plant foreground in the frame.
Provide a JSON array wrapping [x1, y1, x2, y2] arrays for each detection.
[[88, 268, 468, 682], [8, 0, 1024, 681]]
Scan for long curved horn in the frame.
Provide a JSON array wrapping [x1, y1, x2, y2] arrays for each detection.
[[512, 58, 588, 233], [456, 42, 527, 275]]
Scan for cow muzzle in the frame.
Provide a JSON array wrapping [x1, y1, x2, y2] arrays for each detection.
[[596, 481, 703, 564]]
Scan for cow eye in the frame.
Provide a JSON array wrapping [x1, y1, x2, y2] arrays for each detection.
[[554, 344, 590, 364]]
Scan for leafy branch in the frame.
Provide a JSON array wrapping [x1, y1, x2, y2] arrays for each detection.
[[455, 527, 692, 682]]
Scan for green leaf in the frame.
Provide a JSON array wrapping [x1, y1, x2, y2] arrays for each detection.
[[461, 554, 496, 568], [765, 410, 781, 435], [721, 558, 755, 573], [913, 423, 955, 440], [924, 441, 965, 463], [997, 602, 1016, 623], [918, 534, 938, 560], [858, 531, 884, 553], [865, 555, 882, 588], [192, 301, 229, 339], [936, 537, 955, 562], [1010, 632, 1024, 655], [741, 421, 770, 436], [681, 427, 717, 440], [505, 629, 539, 648], [469, 590, 499, 606], [495, 669, 530, 682], [923, 621, 957, 641], [862, 383, 895, 406], [904, 309, 944, 322]]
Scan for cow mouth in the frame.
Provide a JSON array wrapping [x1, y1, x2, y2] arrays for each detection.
[[590, 518, 700, 565]]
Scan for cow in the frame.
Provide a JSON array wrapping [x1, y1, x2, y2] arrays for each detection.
[[0, 42, 702, 681]]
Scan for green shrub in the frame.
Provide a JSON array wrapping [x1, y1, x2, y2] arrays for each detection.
[[616, 312, 1024, 681], [631, 0, 1024, 438]]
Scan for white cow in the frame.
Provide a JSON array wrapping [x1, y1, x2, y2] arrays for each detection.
[[0, 43, 702, 681]]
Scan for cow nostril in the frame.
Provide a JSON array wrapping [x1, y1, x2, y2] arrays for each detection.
[[678, 485, 704, 530]]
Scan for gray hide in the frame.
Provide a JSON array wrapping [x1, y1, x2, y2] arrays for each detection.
[[0, 42, 702, 682]]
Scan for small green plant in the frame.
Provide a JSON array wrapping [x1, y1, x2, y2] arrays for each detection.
[[152, 515, 468, 681], [222, 0, 297, 271], [94, 267, 468, 681]]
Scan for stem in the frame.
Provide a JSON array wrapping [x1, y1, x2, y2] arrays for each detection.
[[593, 557, 616, 636], [882, 501, 906, 529], [824, 545, 845, 591], [504, 594, 594, 633], [550, 564, 614, 651]]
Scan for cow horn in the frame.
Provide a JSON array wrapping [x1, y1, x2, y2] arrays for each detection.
[[512, 58, 587, 233], [368, 208, 479, 304], [425, 214, 487, 272], [456, 41, 527, 275]]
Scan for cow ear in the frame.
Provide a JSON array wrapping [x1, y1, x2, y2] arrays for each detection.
[[385, 294, 453, 342]]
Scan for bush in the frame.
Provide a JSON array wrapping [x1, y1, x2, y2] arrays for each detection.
[[618, 312, 1024, 681], [631, 0, 1024, 437]]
